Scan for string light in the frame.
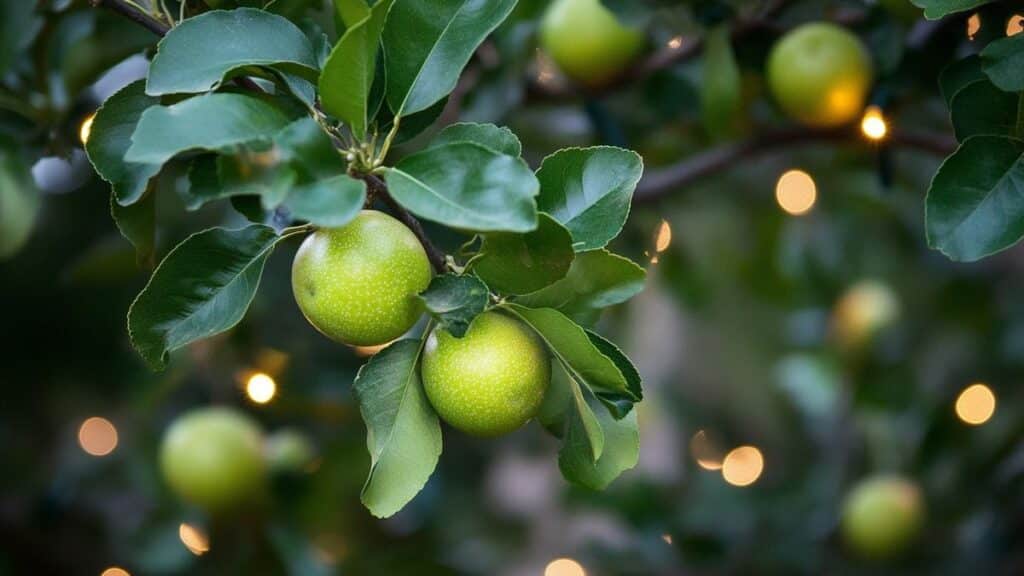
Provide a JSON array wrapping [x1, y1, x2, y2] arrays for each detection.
[[246, 372, 277, 404], [721, 445, 764, 487], [79, 113, 96, 145], [775, 169, 817, 216], [860, 105, 888, 141], [967, 13, 981, 40], [179, 523, 210, 556], [1008, 14, 1023, 36], [690, 429, 724, 470], [955, 383, 996, 425], [100, 568, 131, 576], [545, 558, 586, 576], [78, 417, 118, 457]]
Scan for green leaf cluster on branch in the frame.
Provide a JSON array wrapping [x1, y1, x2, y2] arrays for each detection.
[[86, 0, 648, 518], [922, 1, 1024, 262]]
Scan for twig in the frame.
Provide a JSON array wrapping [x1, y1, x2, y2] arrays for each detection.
[[91, 0, 171, 35], [361, 174, 448, 273], [635, 126, 957, 203]]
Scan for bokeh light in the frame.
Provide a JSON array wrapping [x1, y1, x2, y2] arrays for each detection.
[[78, 417, 118, 457], [1008, 14, 1023, 36], [545, 558, 586, 576], [722, 446, 764, 487], [690, 429, 724, 470], [100, 568, 130, 576], [179, 523, 210, 556], [666, 35, 684, 49], [246, 372, 277, 404], [955, 383, 996, 425], [967, 13, 981, 39], [79, 113, 95, 145], [775, 169, 817, 216], [655, 219, 672, 253], [860, 105, 888, 141]]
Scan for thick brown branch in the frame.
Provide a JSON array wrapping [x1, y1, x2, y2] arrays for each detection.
[[361, 174, 448, 273], [91, 0, 171, 35], [635, 127, 957, 203]]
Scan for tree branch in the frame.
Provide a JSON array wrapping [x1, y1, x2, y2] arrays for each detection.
[[361, 174, 448, 273], [635, 127, 957, 203]]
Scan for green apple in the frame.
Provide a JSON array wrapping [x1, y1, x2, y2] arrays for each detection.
[[160, 407, 266, 511], [841, 475, 925, 559], [767, 23, 873, 127], [292, 210, 432, 346], [266, 428, 316, 473], [540, 0, 645, 86], [832, 280, 900, 350], [421, 312, 551, 437]]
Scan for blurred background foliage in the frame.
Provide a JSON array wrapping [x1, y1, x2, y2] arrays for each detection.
[[1, 0, 1023, 574]]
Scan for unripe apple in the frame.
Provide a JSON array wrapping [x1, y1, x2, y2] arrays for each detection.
[[832, 280, 900, 350], [160, 407, 266, 511], [841, 475, 925, 559], [540, 0, 645, 87], [292, 210, 432, 346], [266, 428, 316, 473], [767, 23, 873, 127], [422, 312, 551, 437]]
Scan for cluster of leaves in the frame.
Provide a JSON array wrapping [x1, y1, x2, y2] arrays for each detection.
[[84, 0, 648, 517], [921, 0, 1024, 261]]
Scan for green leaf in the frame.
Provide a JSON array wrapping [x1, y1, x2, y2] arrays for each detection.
[[352, 339, 442, 518], [128, 225, 284, 369], [469, 213, 575, 294], [926, 135, 1024, 262], [335, 0, 370, 27], [950, 79, 1022, 141], [85, 81, 161, 206], [700, 25, 742, 140], [272, 117, 348, 181], [939, 55, 985, 105], [501, 304, 636, 403], [386, 142, 539, 232], [909, 0, 992, 19], [585, 329, 642, 418], [0, 1, 40, 76], [416, 274, 489, 337], [431, 122, 522, 156], [560, 372, 605, 463], [515, 250, 646, 324], [0, 141, 40, 260], [319, 0, 395, 138], [282, 175, 366, 227], [125, 93, 291, 166], [981, 33, 1024, 92], [383, 0, 517, 116], [537, 362, 573, 437], [536, 147, 643, 251], [110, 190, 156, 268], [147, 8, 318, 96], [559, 396, 639, 490]]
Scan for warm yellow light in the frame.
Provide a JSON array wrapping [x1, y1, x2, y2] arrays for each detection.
[[1008, 14, 1023, 36], [955, 383, 996, 425], [79, 113, 96, 145], [967, 13, 981, 39], [246, 372, 276, 404], [179, 523, 210, 556], [721, 445, 764, 487], [690, 429, 723, 471], [661, 534, 673, 545], [667, 35, 684, 49], [775, 169, 817, 216], [79, 417, 118, 457], [655, 219, 672, 253], [353, 342, 392, 357], [100, 568, 131, 576], [545, 558, 586, 576], [860, 106, 888, 141]]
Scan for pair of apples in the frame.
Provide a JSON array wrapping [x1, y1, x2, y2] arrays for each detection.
[[542, 0, 875, 128]]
